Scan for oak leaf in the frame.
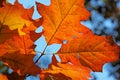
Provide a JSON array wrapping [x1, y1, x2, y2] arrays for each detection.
[[0, 0, 119, 80], [0, 52, 40, 75], [40, 55, 91, 80], [41, 63, 91, 80], [0, 1, 42, 75], [36, 0, 119, 79], [58, 33, 120, 71], [0, 1, 39, 44], [0, 23, 18, 44], [0, 1, 35, 35], [37, 0, 90, 44], [0, 34, 41, 75]]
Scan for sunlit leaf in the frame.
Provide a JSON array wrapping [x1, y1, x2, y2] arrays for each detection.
[[37, 0, 90, 44], [40, 55, 91, 80], [58, 34, 120, 71], [0, 1, 35, 35], [0, 33, 41, 75], [0, 23, 18, 44]]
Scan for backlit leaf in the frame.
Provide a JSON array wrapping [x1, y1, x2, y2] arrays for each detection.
[[0, 1, 35, 35], [0, 23, 18, 44], [0, 0, 119, 80], [37, 0, 90, 44], [40, 55, 91, 80], [58, 33, 120, 71], [0, 33, 41, 75]]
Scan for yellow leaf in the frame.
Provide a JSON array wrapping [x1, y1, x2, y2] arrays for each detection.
[[0, 1, 35, 35]]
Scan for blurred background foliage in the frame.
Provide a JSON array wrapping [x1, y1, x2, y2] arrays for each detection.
[[84, 0, 120, 44], [0, 62, 8, 74]]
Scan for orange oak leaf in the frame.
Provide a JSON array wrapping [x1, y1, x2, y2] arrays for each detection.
[[37, 0, 90, 44], [21, 26, 43, 42], [58, 53, 82, 66], [0, 1, 36, 35], [58, 32, 120, 71], [0, 23, 18, 44], [0, 34, 41, 75], [41, 64, 91, 80], [0, 74, 8, 80], [0, 52, 40, 75], [40, 55, 91, 80]]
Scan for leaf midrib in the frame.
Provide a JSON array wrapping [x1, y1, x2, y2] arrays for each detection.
[[43, 0, 78, 53]]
